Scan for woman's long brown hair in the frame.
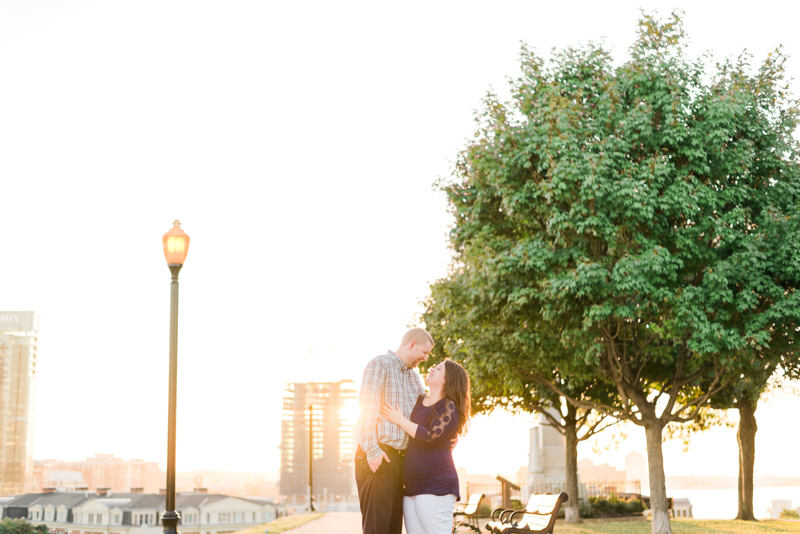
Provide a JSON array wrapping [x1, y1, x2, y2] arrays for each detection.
[[443, 359, 471, 436]]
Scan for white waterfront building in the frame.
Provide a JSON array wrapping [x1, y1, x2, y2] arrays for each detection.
[[769, 499, 793, 519], [0, 490, 283, 534], [671, 497, 693, 518]]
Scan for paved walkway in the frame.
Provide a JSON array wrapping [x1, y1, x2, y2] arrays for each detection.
[[282, 512, 360, 534], [283, 512, 409, 533], [283, 512, 486, 533]]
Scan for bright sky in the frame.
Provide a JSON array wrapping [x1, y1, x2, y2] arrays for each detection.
[[3, 1, 800, 478]]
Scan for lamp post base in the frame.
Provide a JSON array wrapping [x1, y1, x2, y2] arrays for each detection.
[[162, 510, 180, 534]]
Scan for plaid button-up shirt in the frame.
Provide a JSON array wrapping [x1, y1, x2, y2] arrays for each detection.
[[355, 350, 426, 461]]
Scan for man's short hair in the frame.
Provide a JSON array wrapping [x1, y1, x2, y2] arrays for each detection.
[[400, 327, 434, 348]]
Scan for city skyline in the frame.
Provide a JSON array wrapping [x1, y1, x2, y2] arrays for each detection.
[[4, 0, 800, 484], [7, 306, 800, 481], [33, 453, 163, 494], [24, 374, 800, 481]]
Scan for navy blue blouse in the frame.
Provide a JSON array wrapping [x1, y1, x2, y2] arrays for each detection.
[[401, 396, 460, 499]]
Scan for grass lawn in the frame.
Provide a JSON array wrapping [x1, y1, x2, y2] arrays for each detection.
[[232, 513, 323, 534], [555, 520, 800, 534]]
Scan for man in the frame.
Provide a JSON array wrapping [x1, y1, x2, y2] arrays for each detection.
[[355, 327, 433, 534]]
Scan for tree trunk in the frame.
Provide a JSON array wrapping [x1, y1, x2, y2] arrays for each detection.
[[735, 397, 758, 521], [563, 405, 581, 523], [645, 422, 672, 534]]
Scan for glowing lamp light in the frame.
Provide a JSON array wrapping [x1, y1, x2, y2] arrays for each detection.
[[162, 220, 190, 265]]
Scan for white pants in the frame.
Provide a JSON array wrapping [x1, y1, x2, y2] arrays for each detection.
[[403, 494, 457, 534]]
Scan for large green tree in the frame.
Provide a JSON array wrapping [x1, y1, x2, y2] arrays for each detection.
[[424, 11, 800, 534], [706, 350, 799, 520], [671, 362, 772, 521], [718, 217, 800, 520], [718, 369, 770, 521], [694, 216, 800, 520], [672, 347, 799, 522]]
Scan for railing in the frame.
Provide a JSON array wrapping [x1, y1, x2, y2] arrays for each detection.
[[459, 478, 641, 509], [583, 479, 641, 499], [526, 479, 641, 501], [495, 475, 521, 509]]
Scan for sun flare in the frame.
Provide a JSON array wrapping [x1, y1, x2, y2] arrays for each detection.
[[339, 398, 360, 425]]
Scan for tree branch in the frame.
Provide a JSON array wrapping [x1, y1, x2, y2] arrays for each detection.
[[578, 419, 619, 441], [526, 370, 639, 424], [662, 341, 688, 418]]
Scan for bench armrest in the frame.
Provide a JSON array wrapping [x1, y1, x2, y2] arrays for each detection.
[[490, 508, 517, 522], [500, 509, 518, 523], [509, 510, 550, 524]]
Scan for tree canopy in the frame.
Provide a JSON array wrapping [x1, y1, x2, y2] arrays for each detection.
[[423, 11, 800, 534]]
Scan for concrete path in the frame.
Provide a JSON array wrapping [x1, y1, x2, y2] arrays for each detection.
[[284, 512, 487, 533], [282, 512, 362, 533], [284, 512, 411, 533]]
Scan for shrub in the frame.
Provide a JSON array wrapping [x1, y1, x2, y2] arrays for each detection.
[[579, 501, 594, 518], [780, 509, 800, 519], [0, 519, 38, 534], [553, 495, 647, 519], [578, 496, 645, 518], [609, 496, 626, 514], [624, 497, 645, 514]]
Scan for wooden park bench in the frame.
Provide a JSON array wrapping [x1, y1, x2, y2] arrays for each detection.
[[452, 493, 485, 533], [484, 492, 568, 534]]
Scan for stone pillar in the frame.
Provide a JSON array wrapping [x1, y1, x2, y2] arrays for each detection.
[[525, 410, 568, 499]]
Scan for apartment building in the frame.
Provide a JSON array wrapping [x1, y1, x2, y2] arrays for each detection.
[[279, 380, 358, 507], [0, 490, 284, 534], [0, 312, 40, 495]]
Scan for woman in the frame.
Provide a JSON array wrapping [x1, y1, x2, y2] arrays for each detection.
[[381, 359, 471, 534]]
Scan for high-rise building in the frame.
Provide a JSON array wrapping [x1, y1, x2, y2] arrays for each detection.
[[0, 311, 39, 495], [279, 380, 358, 507]]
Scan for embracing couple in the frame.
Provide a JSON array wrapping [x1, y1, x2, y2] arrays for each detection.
[[355, 328, 471, 534]]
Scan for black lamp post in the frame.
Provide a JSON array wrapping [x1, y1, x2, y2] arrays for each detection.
[[161, 220, 190, 534]]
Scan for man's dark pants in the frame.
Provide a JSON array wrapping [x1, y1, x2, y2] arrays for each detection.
[[355, 444, 404, 534]]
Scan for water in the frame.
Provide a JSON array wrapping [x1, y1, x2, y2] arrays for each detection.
[[665, 487, 800, 519]]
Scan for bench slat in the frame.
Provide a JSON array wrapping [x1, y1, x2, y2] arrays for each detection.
[[527, 514, 551, 528]]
